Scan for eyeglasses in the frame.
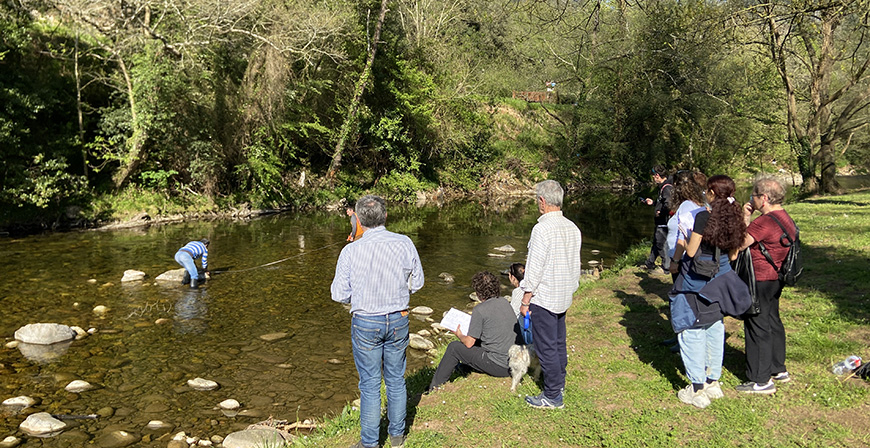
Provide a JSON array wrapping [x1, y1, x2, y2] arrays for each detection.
[[751, 193, 765, 198]]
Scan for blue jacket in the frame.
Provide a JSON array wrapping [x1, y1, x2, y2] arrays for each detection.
[[669, 254, 752, 333]]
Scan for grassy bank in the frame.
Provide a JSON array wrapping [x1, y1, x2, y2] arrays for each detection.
[[291, 190, 870, 448]]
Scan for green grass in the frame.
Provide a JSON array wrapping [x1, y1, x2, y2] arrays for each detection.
[[289, 189, 870, 448]]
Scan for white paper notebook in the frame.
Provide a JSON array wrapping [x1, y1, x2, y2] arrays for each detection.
[[439, 308, 472, 335]]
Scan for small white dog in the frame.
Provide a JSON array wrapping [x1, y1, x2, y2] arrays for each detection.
[[508, 344, 541, 392]]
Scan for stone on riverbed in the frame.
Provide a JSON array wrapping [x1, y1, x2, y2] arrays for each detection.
[[155, 268, 186, 283], [408, 333, 435, 350], [438, 272, 455, 282], [493, 244, 516, 252], [259, 332, 287, 342], [93, 305, 109, 315], [14, 323, 75, 345], [120, 270, 146, 282], [222, 428, 286, 448], [65, 380, 93, 393], [2, 396, 37, 408], [187, 378, 219, 391], [94, 430, 139, 448], [0, 436, 20, 448], [487, 253, 506, 258], [19, 412, 66, 436], [219, 399, 240, 410], [410, 306, 433, 315]]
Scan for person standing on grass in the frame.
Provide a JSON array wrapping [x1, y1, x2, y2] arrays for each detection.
[[427, 271, 517, 390], [520, 180, 582, 409], [669, 175, 751, 408], [331, 195, 424, 448], [736, 177, 797, 394], [644, 165, 674, 273]]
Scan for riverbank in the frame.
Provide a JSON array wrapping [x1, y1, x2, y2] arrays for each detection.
[[294, 190, 870, 447]]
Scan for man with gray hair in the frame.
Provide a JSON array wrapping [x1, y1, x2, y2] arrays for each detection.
[[519, 180, 582, 409], [331, 195, 424, 448]]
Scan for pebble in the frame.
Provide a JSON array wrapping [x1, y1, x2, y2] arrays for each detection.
[[259, 333, 288, 342], [93, 305, 109, 315], [2, 396, 36, 408], [219, 399, 240, 410], [4, 341, 18, 349], [487, 253, 506, 258], [0, 436, 20, 448], [19, 412, 66, 436], [410, 306, 433, 315], [493, 244, 516, 252]]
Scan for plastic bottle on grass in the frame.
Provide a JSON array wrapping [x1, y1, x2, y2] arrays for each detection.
[[832, 355, 862, 375]]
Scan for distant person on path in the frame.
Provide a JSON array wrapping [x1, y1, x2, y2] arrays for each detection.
[[736, 177, 797, 394], [428, 271, 517, 390], [331, 195, 424, 448], [670, 175, 751, 408], [346, 201, 364, 242], [644, 165, 674, 273], [520, 180, 582, 409], [175, 239, 209, 289]]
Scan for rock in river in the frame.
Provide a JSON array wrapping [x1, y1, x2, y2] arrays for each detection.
[[155, 268, 186, 283], [410, 306, 433, 315], [408, 334, 435, 350], [493, 244, 516, 252], [187, 378, 219, 391], [14, 323, 75, 345], [65, 380, 94, 393], [94, 429, 139, 448], [219, 399, 240, 410], [19, 412, 66, 436], [2, 396, 37, 408], [120, 270, 146, 282], [0, 436, 21, 448], [222, 428, 286, 448]]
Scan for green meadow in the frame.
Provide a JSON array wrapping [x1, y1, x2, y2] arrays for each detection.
[[295, 190, 870, 448]]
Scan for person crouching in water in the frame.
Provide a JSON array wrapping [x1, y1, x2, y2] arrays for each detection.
[[175, 239, 209, 289], [428, 271, 518, 391], [670, 175, 752, 408]]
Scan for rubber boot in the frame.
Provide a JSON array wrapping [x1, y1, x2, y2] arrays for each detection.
[[182, 271, 191, 285], [190, 278, 198, 289]]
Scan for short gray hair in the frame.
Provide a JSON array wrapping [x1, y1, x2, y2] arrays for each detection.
[[753, 177, 785, 205], [536, 180, 564, 207], [355, 195, 387, 228]]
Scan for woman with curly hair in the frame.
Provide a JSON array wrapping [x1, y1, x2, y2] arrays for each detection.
[[428, 271, 518, 391], [669, 175, 752, 408]]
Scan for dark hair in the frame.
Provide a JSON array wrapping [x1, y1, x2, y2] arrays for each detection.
[[200, 238, 210, 246], [355, 195, 387, 228], [509, 263, 525, 282], [703, 175, 745, 251], [471, 271, 501, 301], [670, 170, 706, 211], [652, 165, 667, 177]]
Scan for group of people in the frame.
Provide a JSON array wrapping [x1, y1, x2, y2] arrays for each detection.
[[647, 169, 797, 408], [330, 181, 581, 448]]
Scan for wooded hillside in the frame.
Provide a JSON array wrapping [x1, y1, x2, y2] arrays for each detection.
[[2, 0, 869, 225]]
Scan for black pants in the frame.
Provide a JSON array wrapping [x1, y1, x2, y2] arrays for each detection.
[[646, 226, 670, 270], [429, 341, 509, 389], [744, 280, 787, 383], [530, 304, 567, 399]]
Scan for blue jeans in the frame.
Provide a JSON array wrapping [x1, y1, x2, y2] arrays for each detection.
[[678, 319, 724, 384], [352, 312, 409, 447], [174, 250, 199, 280]]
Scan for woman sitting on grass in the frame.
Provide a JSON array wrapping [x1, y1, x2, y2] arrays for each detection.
[[670, 175, 752, 408], [428, 271, 519, 391]]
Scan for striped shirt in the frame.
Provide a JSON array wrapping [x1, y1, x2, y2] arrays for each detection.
[[179, 241, 208, 270], [522, 211, 582, 314], [331, 226, 424, 316]]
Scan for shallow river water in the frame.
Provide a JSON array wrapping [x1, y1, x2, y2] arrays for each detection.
[[0, 193, 656, 446]]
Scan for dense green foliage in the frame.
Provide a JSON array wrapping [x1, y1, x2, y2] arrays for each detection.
[[2, 0, 868, 227]]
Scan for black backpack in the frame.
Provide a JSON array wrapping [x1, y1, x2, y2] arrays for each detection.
[[758, 213, 803, 286]]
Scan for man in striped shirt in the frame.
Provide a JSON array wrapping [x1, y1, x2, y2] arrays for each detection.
[[174, 239, 209, 289], [331, 195, 424, 448], [519, 180, 582, 409]]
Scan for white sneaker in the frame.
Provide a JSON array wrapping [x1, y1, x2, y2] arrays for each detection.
[[703, 381, 724, 399], [677, 384, 711, 409]]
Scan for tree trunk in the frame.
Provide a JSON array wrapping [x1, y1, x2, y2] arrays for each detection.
[[327, 0, 390, 180], [74, 28, 87, 178], [112, 55, 146, 190]]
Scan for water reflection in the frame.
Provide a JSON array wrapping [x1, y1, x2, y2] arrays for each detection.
[[16, 340, 73, 364], [173, 289, 210, 335]]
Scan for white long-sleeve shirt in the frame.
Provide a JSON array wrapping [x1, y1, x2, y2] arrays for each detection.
[[522, 211, 582, 314]]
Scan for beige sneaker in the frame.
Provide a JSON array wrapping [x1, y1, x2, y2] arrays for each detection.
[[678, 384, 711, 409], [703, 381, 724, 399]]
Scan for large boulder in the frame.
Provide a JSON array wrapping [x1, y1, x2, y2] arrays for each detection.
[[14, 323, 75, 345], [19, 412, 66, 436], [222, 429, 285, 448], [155, 268, 186, 283]]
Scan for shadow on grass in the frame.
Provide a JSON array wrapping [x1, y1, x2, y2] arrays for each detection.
[[800, 243, 870, 324], [616, 271, 749, 387]]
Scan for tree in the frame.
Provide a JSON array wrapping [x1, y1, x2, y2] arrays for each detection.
[[739, 0, 870, 193]]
